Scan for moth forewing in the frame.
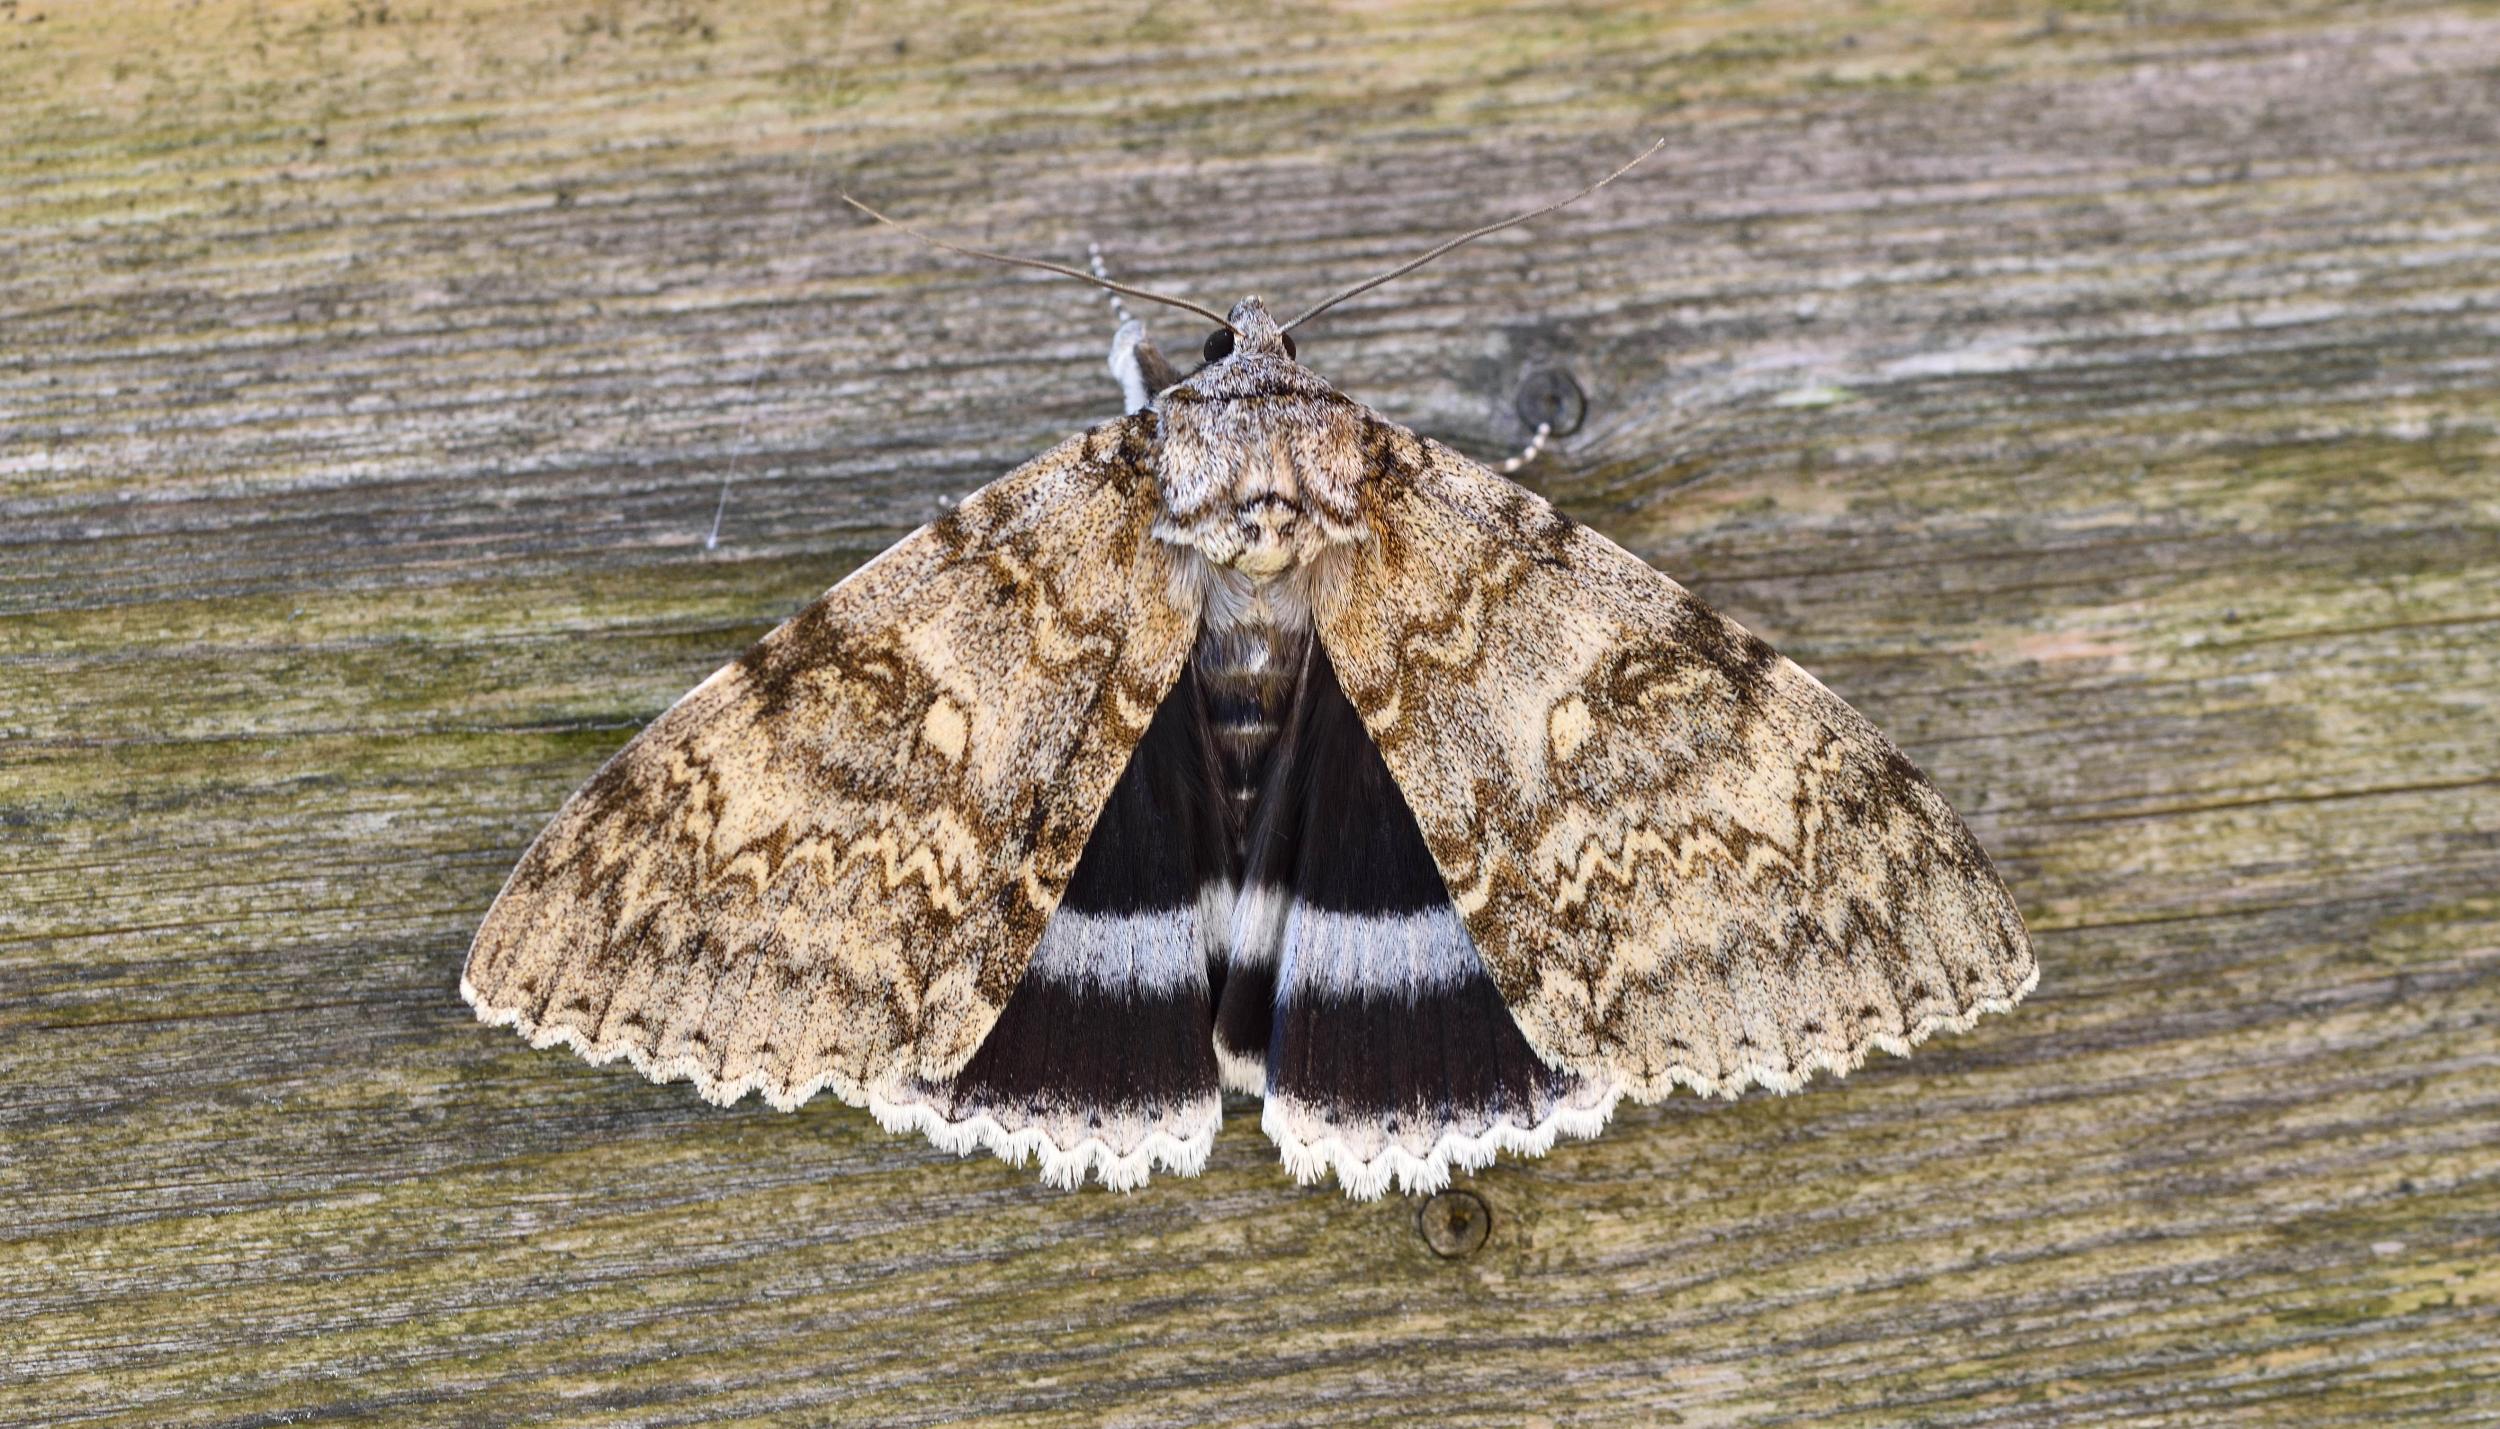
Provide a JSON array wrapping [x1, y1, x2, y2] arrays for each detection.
[[462, 418, 1196, 1115], [1309, 433, 2037, 1105]]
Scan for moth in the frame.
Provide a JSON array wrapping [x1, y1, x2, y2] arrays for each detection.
[[463, 146, 2037, 1199]]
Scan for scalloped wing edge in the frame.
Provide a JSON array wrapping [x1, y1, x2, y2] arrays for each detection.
[[1260, 962, 2038, 1198], [1263, 1083, 1623, 1201], [468, 962, 2039, 1196], [868, 1098, 1217, 1192], [461, 970, 871, 1112], [464, 971, 1217, 1190]]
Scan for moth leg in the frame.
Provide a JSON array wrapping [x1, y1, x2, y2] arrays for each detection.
[[1499, 418, 1554, 473], [1087, 241, 1182, 414], [1108, 321, 1185, 415]]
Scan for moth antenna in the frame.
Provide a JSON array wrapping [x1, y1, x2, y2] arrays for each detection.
[[1280, 137, 1667, 334], [841, 194, 1239, 333]]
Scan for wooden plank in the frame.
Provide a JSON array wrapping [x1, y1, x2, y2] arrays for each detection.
[[4, 1, 2496, 1424]]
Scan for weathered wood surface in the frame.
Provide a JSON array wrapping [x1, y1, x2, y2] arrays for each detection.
[[6, 1, 2498, 1424]]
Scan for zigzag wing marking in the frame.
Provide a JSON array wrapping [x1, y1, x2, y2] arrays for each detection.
[[462, 415, 1196, 1112], [1312, 426, 2036, 1102]]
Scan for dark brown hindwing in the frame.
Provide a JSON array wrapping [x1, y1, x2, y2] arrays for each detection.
[[1240, 644, 1615, 1197]]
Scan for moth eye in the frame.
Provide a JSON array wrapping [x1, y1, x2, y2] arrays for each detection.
[[1281, 331, 1298, 360], [1203, 328, 1235, 363]]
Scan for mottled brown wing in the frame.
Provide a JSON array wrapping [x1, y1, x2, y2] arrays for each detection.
[[462, 416, 1195, 1110], [1312, 425, 2036, 1101]]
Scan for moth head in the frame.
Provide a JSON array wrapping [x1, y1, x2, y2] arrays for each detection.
[[1200, 297, 1298, 367]]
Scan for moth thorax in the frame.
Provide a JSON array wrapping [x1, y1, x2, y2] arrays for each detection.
[[1158, 495, 1329, 577], [1225, 453, 1312, 579], [1154, 396, 1368, 577]]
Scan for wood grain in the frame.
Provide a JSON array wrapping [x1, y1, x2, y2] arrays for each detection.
[[4, 1, 2496, 1424]]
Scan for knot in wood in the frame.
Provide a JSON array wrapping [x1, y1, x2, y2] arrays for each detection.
[[1417, 1189, 1493, 1259], [1514, 364, 1586, 438]]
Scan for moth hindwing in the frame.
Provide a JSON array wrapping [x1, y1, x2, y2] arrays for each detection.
[[466, 294, 2034, 1198]]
